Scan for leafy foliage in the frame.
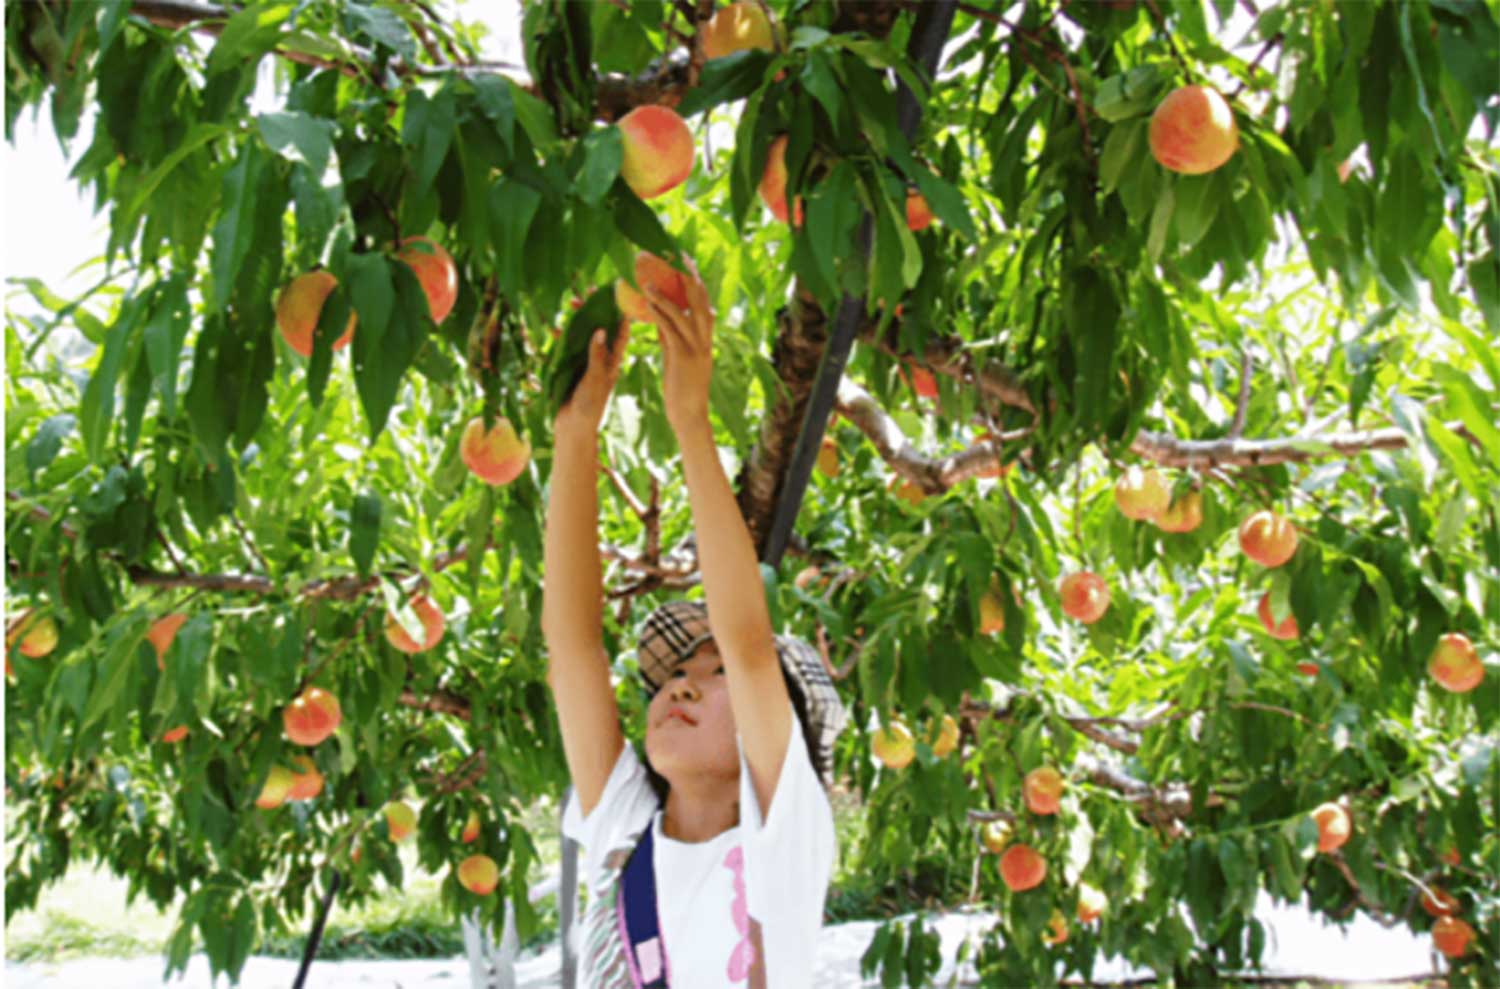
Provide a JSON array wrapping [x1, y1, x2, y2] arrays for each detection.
[[4, 0, 1499, 984]]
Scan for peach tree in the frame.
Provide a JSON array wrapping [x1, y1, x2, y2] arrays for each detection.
[[5, 0, 1499, 984]]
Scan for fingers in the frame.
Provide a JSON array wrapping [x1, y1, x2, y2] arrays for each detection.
[[605, 322, 632, 379], [645, 289, 692, 350], [680, 264, 715, 344]]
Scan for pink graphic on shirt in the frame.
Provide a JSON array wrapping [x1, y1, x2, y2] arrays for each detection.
[[723, 845, 756, 983]]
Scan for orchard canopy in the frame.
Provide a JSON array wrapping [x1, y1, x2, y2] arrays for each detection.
[[5, 0, 1500, 984]]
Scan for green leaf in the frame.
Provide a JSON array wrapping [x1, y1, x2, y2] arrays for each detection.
[[144, 275, 190, 420], [209, 144, 269, 314], [349, 491, 381, 576], [401, 84, 457, 194], [576, 127, 623, 207], [1147, 179, 1176, 263], [800, 51, 844, 137], [350, 256, 425, 441], [545, 284, 624, 413], [471, 75, 515, 154], [610, 179, 677, 258], [205, 3, 291, 77], [676, 49, 773, 117], [510, 82, 559, 152], [27, 414, 75, 477], [489, 178, 543, 300], [80, 633, 138, 734], [256, 110, 333, 176], [79, 294, 144, 463], [1100, 120, 1144, 195]]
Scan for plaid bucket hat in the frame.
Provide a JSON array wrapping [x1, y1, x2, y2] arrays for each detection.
[[638, 600, 847, 787]]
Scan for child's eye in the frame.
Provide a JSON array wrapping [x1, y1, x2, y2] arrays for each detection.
[[715, 665, 726, 675], [670, 669, 686, 679]]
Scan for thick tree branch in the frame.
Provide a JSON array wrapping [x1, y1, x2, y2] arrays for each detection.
[[1128, 424, 1415, 468]]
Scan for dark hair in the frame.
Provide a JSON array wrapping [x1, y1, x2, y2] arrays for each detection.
[[641, 661, 823, 805]]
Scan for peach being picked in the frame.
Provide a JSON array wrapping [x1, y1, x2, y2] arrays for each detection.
[[275, 271, 356, 357], [618, 105, 695, 200], [615, 252, 692, 327], [1149, 84, 1239, 175], [461, 415, 531, 486]]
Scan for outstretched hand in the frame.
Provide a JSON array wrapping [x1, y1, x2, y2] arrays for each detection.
[[646, 261, 715, 436], [556, 321, 631, 437]]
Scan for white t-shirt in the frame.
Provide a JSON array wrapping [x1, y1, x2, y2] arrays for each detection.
[[562, 710, 835, 988]]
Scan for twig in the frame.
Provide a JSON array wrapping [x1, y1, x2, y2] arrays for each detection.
[[1228, 348, 1253, 439], [1231, 32, 1283, 100], [1327, 851, 1400, 927], [601, 462, 650, 520], [398, 687, 472, 721], [1229, 700, 1321, 730], [1051, 50, 1095, 173], [1142, 0, 1194, 78], [231, 514, 272, 574]]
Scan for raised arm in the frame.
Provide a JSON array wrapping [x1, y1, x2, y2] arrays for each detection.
[[646, 273, 792, 817], [542, 325, 630, 817]]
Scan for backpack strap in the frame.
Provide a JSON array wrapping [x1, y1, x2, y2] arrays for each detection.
[[615, 823, 670, 988]]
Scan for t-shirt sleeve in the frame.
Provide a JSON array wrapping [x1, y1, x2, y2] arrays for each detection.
[[738, 709, 837, 988], [561, 742, 660, 893]]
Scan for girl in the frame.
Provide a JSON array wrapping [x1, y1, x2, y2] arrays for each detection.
[[542, 263, 846, 988]]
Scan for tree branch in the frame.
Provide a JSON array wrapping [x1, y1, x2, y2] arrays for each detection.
[[398, 687, 472, 721], [1228, 348, 1253, 439]]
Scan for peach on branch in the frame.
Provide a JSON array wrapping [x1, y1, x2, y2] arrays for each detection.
[[1428, 633, 1484, 694], [396, 236, 459, 324], [927, 714, 960, 758], [1149, 84, 1239, 175], [888, 476, 926, 508], [1077, 883, 1107, 924], [757, 135, 804, 225], [1432, 916, 1475, 959], [1296, 660, 1319, 677], [1114, 466, 1170, 521], [1024, 767, 1065, 816], [286, 755, 325, 801], [462, 808, 482, 844], [458, 853, 501, 895], [905, 189, 934, 232], [817, 435, 840, 479], [384, 594, 446, 654], [8, 610, 58, 659], [275, 271, 356, 358], [998, 844, 1046, 892], [162, 725, 190, 744], [1041, 909, 1069, 946], [978, 586, 1006, 635], [1239, 510, 1298, 567], [255, 765, 297, 810], [872, 719, 915, 770], [147, 612, 188, 670], [980, 820, 1012, 854], [1440, 846, 1461, 867], [283, 686, 342, 747], [1421, 886, 1460, 919], [1311, 801, 1351, 853], [901, 361, 939, 399], [1059, 572, 1109, 624], [616, 252, 692, 327], [700, 2, 775, 59], [385, 800, 418, 842], [1155, 491, 1203, 533], [461, 415, 531, 486], [618, 105, 695, 200], [1256, 593, 1299, 641]]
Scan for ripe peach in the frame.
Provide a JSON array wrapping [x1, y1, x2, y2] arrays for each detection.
[[1239, 510, 1298, 568], [617, 252, 692, 328], [1114, 466, 1171, 521], [384, 594, 446, 654], [385, 800, 418, 842], [928, 714, 960, 758], [462, 808, 482, 844], [618, 105, 694, 200], [817, 435, 840, 479], [286, 755, 325, 801], [275, 271, 356, 358], [461, 415, 531, 486], [1432, 916, 1475, 959], [888, 476, 926, 508], [396, 236, 459, 324], [872, 720, 915, 770], [757, 135, 804, 225], [1149, 85, 1239, 175], [979, 587, 1006, 635], [162, 725, 189, 744], [8, 610, 58, 659], [1421, 886, 1460, 919], [1440, 846, 1461, 867], [999, 844, 1046, 892], [1428, 633, 1484, 694], [256, 765, 297, 810], [1296, 661, 1320, 677], [905, 189, 934, 232], [1256, 593, 1299, 641], [1024, 767, 1065, 816], [147, 612, 188, 671], [1311, 802, 1350, 853], [1155, 491, 1203, 533], [980, 820, 1012, 854], [901, 361, 939, 399], [1077, 883, 1107, 924], [1059, 572, 1109, 624], [283, 686, 342, 747], [458, 853, 500, 895], [700, 2, 775, 59], [1041, 909, 1068, 946], [793, 565, 824, 591]]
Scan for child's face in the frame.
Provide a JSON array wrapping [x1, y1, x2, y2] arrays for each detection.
[[643, 642, 740, 785]]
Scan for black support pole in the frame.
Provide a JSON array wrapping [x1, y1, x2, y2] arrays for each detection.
[[760, 0, 960, 567], [292, 868, 343, 989]]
